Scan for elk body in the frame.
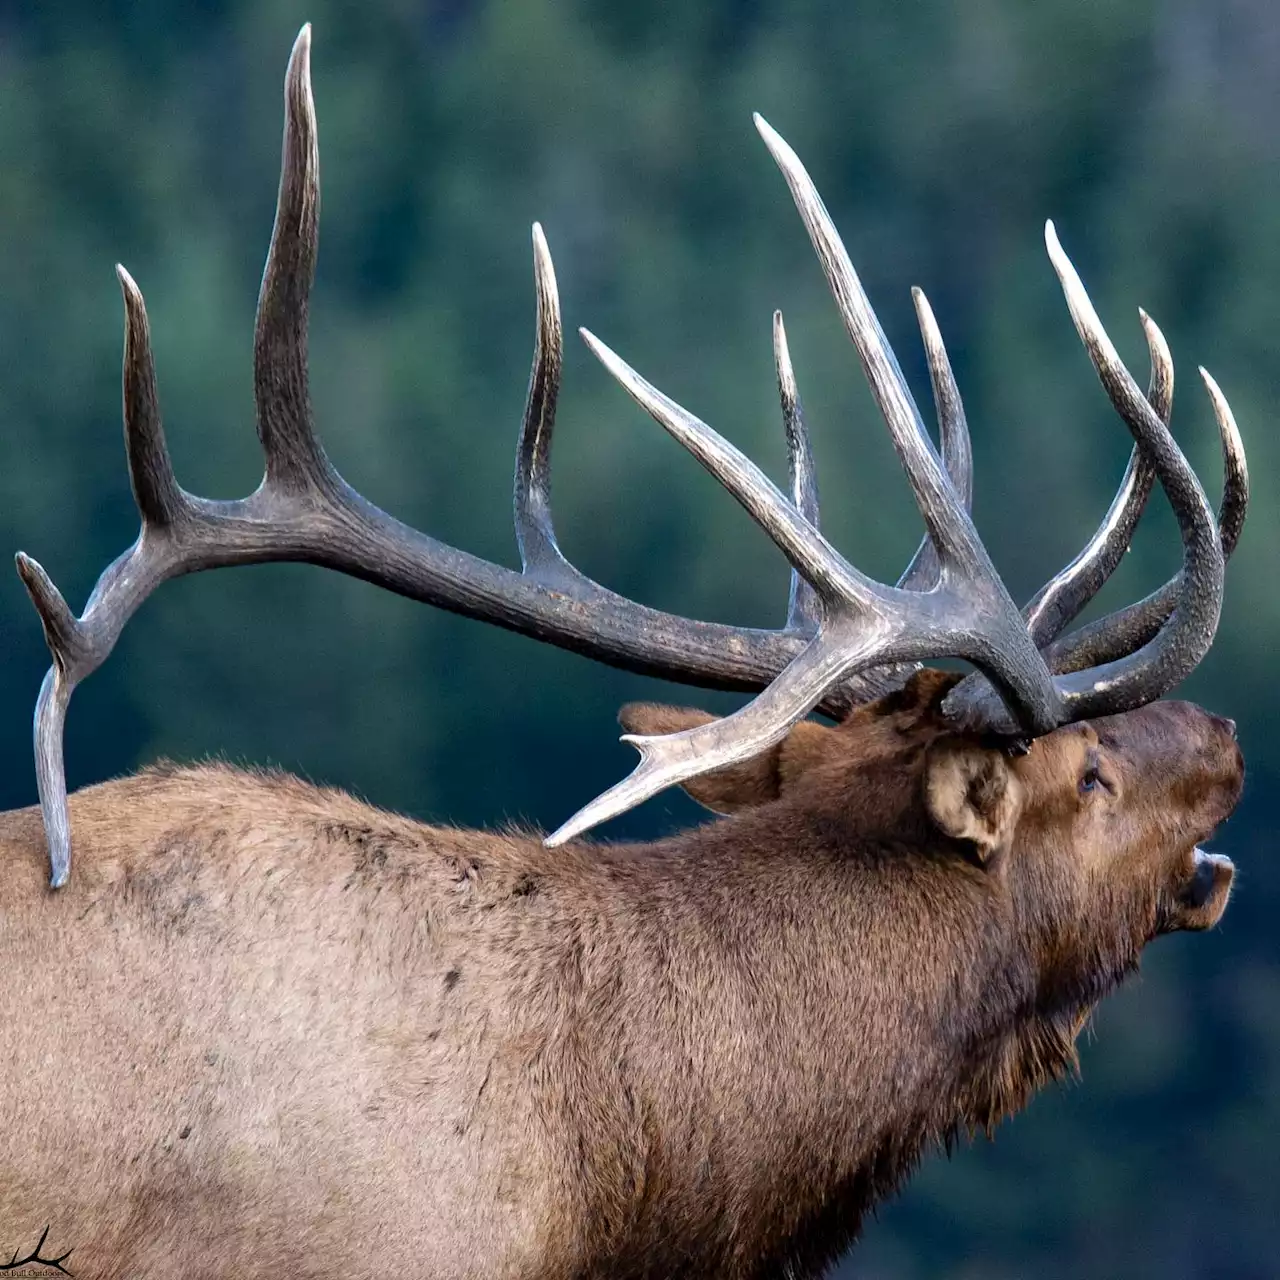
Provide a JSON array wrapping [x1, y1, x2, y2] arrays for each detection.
[[0, 675, 1243, 1279], [0, 27, 1250, 1280]]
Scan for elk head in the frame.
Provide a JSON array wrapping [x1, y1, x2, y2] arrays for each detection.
[[15, 25, 1246, 892], [625, 667, 1242, 1022]]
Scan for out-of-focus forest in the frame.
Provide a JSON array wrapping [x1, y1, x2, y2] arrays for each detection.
[[0, 1, 1276, 1275]]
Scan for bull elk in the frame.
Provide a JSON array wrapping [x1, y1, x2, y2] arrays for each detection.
[[0, 26, 1249, 1280]]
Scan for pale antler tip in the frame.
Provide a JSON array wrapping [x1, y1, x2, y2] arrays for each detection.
[[286, 22, 314, 107], [1197, 366, 1244, 467], [531, 223, 556, 287], [1192, 366, 1223, 399], [115, 264, 146, 315], [543, 771, 641, 848], [1138, 308, 1172, 369], [14, 550, 49, 599], [772, 311, 796, 391], [911, 288, 946, 359], [752, 113, 790, 160]]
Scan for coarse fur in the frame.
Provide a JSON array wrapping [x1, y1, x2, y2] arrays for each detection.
[[0, 672, 1242, 1279]]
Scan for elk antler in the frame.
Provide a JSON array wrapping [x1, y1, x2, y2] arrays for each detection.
[[18, 28, 1246, 881], [543, 119, 1245, 843], [15, 27, 966, 886]]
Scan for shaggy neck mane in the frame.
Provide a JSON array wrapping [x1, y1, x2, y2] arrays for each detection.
[[561, 789, 1087, 1278]]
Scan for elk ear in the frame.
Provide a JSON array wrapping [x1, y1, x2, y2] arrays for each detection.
[[923, 738, 1022, 863], [618, 704, 836, 814]]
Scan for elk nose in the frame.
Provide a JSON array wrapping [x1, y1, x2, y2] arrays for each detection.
[[1206, 712, 1237, 740]]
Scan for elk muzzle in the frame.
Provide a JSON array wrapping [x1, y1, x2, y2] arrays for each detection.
[[1160, 708, 1242, 932]]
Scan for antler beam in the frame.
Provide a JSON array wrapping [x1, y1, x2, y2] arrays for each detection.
[[16, 28, 962, 884], [19, 28, 1247, 877]]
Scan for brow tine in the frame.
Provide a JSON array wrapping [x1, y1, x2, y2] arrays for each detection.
[[545, 614, 885, 846], [774, 311, 822, 632]]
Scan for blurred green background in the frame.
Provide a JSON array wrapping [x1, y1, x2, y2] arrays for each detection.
[[0, 1, 1276, 1275]]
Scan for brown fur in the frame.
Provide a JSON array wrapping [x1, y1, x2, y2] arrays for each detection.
[[0, 672, 1242, 1279]]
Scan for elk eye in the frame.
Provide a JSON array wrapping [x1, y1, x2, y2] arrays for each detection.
[[1080, 766, 1103, 794]]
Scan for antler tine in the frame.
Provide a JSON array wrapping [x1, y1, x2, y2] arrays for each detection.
[[753, 118, 1066, 727], [1210, 367, 1249, 558], [944, 224, 1225, 731], [753, 116, 1063, 728], [254, 24, 333, 494], [1020, 309, 1168, 647], [579, 328, 876, 611], [117, 264, 185, 526], [1043, 223, 1223, 718], [15, 553, 81, 889], [547, 614, 883, 846], [567, 299, 1064, 836], [897, 287, 974, 592], [16, 261, 192, 887], [752, 114, 981, 583], [914, 288, 973, 511], [773, 311, 822, 632], [512, 223, 573, 581], [1040, 367, 1247, 676]]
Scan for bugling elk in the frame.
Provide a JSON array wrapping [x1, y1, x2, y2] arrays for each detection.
[[0, 26, 1249, 1280]]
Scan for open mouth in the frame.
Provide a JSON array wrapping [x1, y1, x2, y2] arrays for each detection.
[[1178, 847, 1235, 913]]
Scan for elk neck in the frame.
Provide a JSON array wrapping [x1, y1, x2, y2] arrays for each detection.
[[556, 785, 1070, 1272]]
